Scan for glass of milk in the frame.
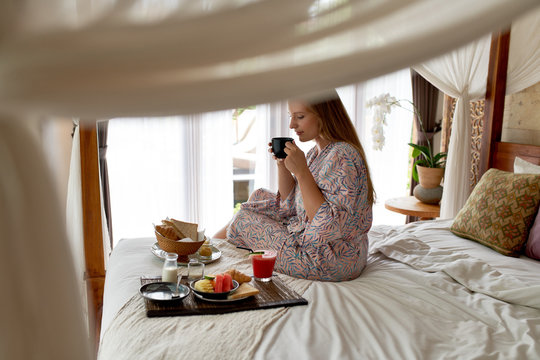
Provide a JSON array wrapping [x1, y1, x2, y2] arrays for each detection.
[[162, 252, 178, 283]]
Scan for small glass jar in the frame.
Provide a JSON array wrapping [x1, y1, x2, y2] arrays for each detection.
[[187, 259, 205, 281], [162, 252, 178, 283]]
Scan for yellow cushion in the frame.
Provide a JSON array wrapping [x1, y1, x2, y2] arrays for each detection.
[[450, 168, 540, 256]]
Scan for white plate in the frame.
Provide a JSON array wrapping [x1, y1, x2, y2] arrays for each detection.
[[151, 242, 221, 265], [192, 290, 253, 303]]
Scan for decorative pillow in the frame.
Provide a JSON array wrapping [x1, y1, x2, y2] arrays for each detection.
[[450, 168, 540, 257], [514, 156, 540, 260]]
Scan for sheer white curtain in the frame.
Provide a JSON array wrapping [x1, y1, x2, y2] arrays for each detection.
[[107, 112, 233, 245], [339, 69, 413, 225], [254, 101, 317, 192], [506, 8, 540, 95], [413, 38, 491, 219], [253, 102, 291, 192], [65, 124, 88, 324]]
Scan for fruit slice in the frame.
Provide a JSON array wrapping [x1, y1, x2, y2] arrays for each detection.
[[223, 273, 232, 292], [214, 274, 224, 293], [204, 275, 215, 280]]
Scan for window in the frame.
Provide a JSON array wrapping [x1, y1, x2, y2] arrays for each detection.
[[232, 106, 257, 211], [106, 70, 414, 245]]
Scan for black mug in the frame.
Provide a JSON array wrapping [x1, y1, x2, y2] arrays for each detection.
[[271, 137, 294, 159]]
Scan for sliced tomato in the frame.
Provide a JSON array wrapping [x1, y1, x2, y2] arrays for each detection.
[[214, 274, 224, 293], [223, 273, 232, 292]]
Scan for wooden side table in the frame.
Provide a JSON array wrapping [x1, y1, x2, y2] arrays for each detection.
[[384, 196, 440, 220]]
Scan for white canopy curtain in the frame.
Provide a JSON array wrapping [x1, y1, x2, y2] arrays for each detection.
[[413, 7, 540, 219], [506, 9, 540, 98], [413, 37, 491, 219], [0, 119, 92, 360], [0, 0, 537, 118], [1, 1, 539, 359]]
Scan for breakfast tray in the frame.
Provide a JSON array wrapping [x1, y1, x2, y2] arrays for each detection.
[[140, 276, 308, 317]]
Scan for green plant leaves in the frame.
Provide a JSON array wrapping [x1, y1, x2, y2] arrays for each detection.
[[412, 159, 429, 182], [433, 152, 447, 168], [408, 143, 447, 181]]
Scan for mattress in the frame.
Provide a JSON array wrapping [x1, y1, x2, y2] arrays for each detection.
[[99, 219, 540, 359]]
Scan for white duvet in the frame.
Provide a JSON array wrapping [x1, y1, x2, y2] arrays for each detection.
[[99, 220, 540, 360]]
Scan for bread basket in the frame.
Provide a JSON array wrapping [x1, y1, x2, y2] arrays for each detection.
[[155, 231, 205, 262]]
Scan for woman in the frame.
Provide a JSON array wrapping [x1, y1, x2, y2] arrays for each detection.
[[215, 90, 375, 281]]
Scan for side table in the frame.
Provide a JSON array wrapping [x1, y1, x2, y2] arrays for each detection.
[[384, 196, 440, 221]]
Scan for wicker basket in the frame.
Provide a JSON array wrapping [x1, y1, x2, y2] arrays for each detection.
[[155, 231, 205, 259]]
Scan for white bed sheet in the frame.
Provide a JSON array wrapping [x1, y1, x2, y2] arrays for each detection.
[[100, 220, 540, 359]]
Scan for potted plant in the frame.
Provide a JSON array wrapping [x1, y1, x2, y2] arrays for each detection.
[[367, 93, 447, 189]]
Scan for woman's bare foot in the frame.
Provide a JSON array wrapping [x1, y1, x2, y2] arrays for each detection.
[[213, 222, 230, 239]]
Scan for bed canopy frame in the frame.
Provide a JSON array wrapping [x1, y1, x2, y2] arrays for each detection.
[[80, 125, 106, 344], [79, 28, 540, 348]]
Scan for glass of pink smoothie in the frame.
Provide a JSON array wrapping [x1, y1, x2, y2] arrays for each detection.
[[251, 250, 277, 282]]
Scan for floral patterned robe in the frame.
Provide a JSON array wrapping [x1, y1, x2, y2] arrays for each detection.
[[227, 142, 372, 281]]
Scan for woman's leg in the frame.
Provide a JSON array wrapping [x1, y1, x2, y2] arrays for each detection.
[[227, 208, 288, 252], [213, 188, 275, 239]]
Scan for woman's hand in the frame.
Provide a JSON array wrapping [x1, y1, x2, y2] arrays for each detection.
[[283, 141, 309, 177], [283, 141, 325, 221], [268, 141, 289, 169], [269, 141, 295, 199]]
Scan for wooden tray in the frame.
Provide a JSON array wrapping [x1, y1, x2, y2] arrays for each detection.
[[140, 276, 308, 317]]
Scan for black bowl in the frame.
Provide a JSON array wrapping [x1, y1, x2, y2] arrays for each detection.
[[189, 279, 239, 300], [139, 282, 190, 302]]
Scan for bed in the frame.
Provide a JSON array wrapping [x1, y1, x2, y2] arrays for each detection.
[[96, 29, 540, 359], [98, 217, 540, 359]]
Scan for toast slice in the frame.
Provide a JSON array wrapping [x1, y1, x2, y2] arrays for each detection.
[[229, 282, 259, 299], [161, 219, 185, 239], [170, 218, 198, 241]]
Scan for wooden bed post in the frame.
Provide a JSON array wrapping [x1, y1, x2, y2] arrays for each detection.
[[79, 121, 106, 356], [479, 30, 510, 177]]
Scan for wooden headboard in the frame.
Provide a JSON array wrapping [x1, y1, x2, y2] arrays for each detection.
[[491, 142, 540, 172], [480, 31, 540, 175]]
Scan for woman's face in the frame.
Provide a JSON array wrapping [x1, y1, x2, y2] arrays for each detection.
[[287, 100, 321, 142]]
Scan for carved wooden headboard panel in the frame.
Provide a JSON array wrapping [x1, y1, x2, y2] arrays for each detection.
[[440, 96, 486, 189]]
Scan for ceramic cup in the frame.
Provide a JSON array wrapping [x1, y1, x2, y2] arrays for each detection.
[[271, 137, 294, 159]]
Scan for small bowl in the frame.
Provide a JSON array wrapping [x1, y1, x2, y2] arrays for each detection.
[[139, 282, 190, 302], [189, 279, 239, 300]]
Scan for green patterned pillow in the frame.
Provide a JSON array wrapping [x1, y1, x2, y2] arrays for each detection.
[[450, 168, 540, 256]]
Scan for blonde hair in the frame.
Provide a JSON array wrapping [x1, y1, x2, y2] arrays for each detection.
[[307, 90, 376, 205]]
